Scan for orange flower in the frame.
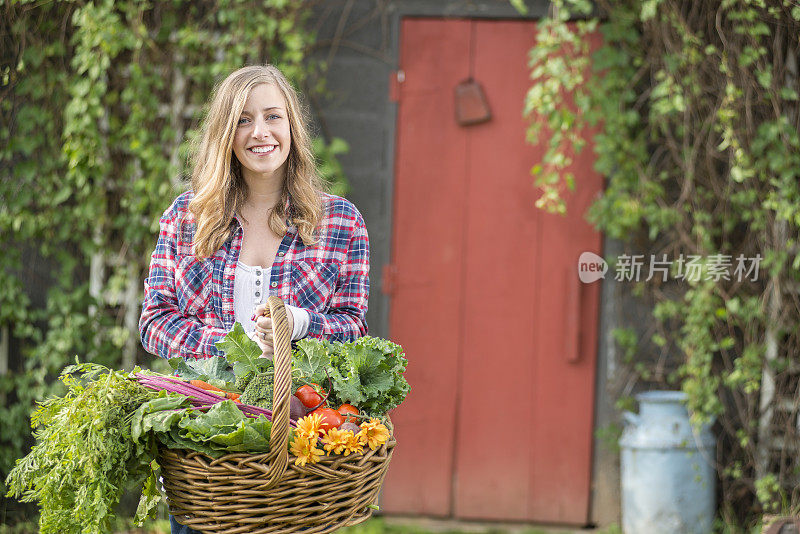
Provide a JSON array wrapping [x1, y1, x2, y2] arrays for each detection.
[[290, 435, 323, 467], [321, 428, 347, 454], [359, 419, 390, 451], [295, 413, 323, 440]]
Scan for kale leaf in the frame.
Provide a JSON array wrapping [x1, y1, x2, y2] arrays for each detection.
[[215, 322, 270, 378], [293, 336, 410, 416]]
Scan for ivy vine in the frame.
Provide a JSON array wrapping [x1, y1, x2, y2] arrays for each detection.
[[520, 0, 800, 526], [0, 0, 347, 518]]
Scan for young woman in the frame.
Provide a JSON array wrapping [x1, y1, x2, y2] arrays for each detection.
[[139, 65, 370, 532], [139, 64, 370, 363]]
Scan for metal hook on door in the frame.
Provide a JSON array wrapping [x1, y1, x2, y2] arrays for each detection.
[[455, 21, 491, 126]]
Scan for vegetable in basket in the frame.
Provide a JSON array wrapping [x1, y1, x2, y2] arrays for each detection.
[[292, 335, 410, 417], [212, 322, 411, 420], [4, 327, 408, 533], [4, 364, 161, 534]]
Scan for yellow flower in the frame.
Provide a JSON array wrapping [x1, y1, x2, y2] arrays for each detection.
[[343, 430, 365, 456], [290, 435, 323, 467], [359, 419, 390, 451], [295, 413, 323, 440], [322, 428, 349, 454]]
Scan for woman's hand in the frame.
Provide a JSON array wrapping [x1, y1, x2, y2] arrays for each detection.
[[252, 303, 294, 356]]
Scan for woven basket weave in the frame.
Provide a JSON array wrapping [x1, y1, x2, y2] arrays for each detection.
[[158, 296, 396, 534]]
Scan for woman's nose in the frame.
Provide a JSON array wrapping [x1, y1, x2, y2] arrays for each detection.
[[252, 118, 269, 139]]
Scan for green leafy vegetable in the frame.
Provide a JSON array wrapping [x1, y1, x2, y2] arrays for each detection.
[[235, 371, 255, 391], [240, 369, 275, 410], [134, 398, 273, 459], [168, 355, 235, 388], [293, 338, 334, 383], [133, 472, 161, 525], [131, 392, 192, 446], [206, 418, 272, 452], [293, 336, 410, 416], [179, 400, 245, 438], [134, 468, 163, 525], [216, 322, 270, 378], [4, 363, 159, 534]]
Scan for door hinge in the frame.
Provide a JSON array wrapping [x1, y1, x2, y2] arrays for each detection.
[[382, 264, 398, 295], [389, 70, 405, 103]]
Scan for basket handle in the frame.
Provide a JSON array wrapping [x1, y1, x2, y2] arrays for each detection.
[[260, 296, 292, 487]]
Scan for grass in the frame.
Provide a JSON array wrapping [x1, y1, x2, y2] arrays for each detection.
[[338, 517, 622, 534], [0, 516, 624, 534]]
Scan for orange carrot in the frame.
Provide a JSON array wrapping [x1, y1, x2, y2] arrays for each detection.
[[190, 380, 225, 393], [189, 379, 242, 401]]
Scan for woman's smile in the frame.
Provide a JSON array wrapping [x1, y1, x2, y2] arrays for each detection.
[[248, 144, 278, 155]]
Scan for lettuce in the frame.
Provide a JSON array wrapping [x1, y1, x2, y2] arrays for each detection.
[[132, 398, 273, 459], [293, 336, 410, 416]]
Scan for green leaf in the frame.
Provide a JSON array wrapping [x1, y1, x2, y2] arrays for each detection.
[[134, 469, 162, 525], [328, 364, 366, 405], [160, 428, 222, 458], [168, 355, 235, 386], [208, 417, 271, 452], [508, 0, 529, 15], [293, 338, 333, 385], [215, 322, 269, 377], [130, 392, 191, 441], [179, 399, 245, 438]]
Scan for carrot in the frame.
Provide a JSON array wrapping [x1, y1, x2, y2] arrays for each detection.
[[188, 379, 243, 402], [190, 380, 225, 393]]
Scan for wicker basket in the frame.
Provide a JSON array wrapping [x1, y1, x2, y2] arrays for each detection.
[[157, 296, 396, 534]]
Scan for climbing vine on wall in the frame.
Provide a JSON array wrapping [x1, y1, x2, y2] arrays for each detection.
[[0, 0, 347, 514], [520, 0, 800, 526]]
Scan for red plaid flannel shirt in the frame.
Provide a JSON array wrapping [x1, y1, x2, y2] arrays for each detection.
[[139, 191, 369, 359]]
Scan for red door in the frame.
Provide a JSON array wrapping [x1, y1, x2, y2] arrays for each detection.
[[381, 18, 603, 525]]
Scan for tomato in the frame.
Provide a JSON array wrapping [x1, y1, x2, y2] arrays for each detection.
[[294, 384, 325, 410], [310, 407, 344, 432], [337, 403, 359, 423]]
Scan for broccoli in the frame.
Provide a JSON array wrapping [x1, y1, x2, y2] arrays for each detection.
[[240, 369, 274, 410], [234, 371, 254, 392]]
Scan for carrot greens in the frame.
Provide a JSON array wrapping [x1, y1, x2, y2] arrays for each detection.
[[4, 363, 160, 534]]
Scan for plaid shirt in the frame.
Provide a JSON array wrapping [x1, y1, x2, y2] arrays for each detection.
[[139, 190, 369, 359]]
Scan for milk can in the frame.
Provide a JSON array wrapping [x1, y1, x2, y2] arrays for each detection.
[[620, 391, 716, 534]]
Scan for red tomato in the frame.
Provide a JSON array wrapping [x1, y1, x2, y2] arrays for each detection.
[[337, 404, 359, 423], [310, 407, 344, 432], [294, 384, 325, 410]]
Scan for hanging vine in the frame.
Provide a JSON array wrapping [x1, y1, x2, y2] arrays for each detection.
[[521, 0, 800, 527], [0, 0, 349, 518]]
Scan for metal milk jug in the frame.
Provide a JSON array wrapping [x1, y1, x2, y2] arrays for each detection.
[[620, 390, 716, 534]]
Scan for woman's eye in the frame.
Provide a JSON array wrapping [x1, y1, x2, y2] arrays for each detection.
[[237, 117, 249, 125], [268, 114, 281, 120]]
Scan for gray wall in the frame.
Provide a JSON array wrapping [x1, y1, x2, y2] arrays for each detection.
[[308, 0, 621, 527]]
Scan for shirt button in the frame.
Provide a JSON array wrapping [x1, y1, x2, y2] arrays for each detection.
[[278, 251, 285, 257], [270, 281, 277, 288], [255, 280, 261, 286], [256, 270, 262, 276], [255, 291, 260, 297]]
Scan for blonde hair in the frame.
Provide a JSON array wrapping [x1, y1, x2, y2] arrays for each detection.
[[188, 64, 325, 257]]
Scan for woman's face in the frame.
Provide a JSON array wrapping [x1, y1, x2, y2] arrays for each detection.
[[232, 83, 292, 184]]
